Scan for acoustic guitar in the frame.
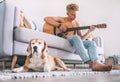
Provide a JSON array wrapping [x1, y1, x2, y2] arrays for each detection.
[[43, 22, 107, 38]]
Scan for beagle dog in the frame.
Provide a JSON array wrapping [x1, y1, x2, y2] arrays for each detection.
[[12, 38, 70, 72]]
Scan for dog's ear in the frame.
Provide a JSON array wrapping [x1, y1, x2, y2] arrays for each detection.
[[41, 41, 48, 59], [42, 41, 48, 54], [26, 41, 32, 56]]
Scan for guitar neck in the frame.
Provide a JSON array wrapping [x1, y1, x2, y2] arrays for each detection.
[[66, 26, 90, 32]]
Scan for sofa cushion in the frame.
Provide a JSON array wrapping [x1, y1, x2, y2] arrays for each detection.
[[14, 28, 75, 52]]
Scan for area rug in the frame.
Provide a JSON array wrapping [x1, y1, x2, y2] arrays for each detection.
[[0, 69, 120, 81]]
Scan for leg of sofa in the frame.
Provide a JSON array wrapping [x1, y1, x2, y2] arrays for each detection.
[[73, 64, 76, 68], [2, 61, 6, 70], [11, 55, 18, 70]]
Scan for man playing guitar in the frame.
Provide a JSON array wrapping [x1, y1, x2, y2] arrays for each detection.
[[44, 3, 112, 71]]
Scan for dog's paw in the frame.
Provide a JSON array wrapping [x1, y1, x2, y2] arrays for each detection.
[[44, 64, 51, 72], [12, 68, 21, 73], [12, 67, 24, 73], [64, 68, 71, 71]]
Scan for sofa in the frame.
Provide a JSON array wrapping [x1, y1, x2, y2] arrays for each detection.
[[0, 1, 104, 70]]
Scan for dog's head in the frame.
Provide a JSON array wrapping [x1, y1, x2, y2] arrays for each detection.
[[27, 38, 48, 58]]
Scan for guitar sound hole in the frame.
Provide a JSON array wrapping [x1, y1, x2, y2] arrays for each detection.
[[57, 33, 63, 37]]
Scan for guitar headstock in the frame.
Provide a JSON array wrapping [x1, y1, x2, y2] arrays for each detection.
[[94, 23, 107, 28]]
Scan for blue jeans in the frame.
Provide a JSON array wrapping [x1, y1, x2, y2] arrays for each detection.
[[67, 35, 98, 63]]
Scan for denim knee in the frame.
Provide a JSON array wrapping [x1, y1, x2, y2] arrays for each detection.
[[67, 35, 81, 45], [83, 40, 96, 48]]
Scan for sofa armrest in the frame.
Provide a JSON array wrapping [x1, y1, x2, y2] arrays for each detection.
[[92, 36, 104, 55], [0, 2, 5, 56], [0, 2, 15, 56], [92, 36, 105, 63], [92, 36, 104, 48]]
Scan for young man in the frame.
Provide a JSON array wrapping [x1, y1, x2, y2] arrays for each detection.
[[44, 3, 112, 71]]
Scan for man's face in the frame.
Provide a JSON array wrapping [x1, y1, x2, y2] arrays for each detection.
[[67, 10, 77, 20]]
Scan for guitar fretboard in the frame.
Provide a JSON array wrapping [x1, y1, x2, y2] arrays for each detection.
[[66, 26, 90, 32]]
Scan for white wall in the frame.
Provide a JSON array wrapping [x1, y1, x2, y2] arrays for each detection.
[[7, 0, 120, 57]]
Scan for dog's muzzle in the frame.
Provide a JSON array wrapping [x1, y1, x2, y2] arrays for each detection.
[[33, 46, 37, 52]]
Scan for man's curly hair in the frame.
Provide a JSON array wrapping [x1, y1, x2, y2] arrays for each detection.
[[66, 3, 79, 12]]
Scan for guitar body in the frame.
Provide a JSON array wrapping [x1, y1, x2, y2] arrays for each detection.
[[43, 23, 56, 35], [43, 22, 75, 38]]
